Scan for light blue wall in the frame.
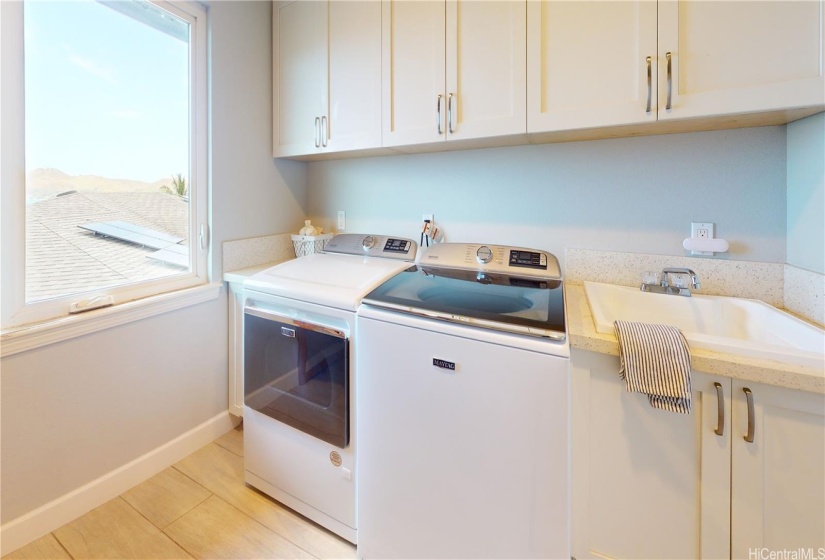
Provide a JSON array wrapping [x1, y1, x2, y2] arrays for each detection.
[[308, 126, 787, 268], [786, 112, 825, 274]]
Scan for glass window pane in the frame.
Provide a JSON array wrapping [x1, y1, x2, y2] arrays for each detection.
[[24, 0, 191, 303]]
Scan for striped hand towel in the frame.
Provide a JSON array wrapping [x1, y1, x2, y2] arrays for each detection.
[[614, 320, 692, 414]]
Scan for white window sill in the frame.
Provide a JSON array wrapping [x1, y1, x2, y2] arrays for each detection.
[[0, 282, 223, 358]]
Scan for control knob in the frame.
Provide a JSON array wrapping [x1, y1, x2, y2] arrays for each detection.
[[476, 246, 493, 264], [362, 236, 375, 250]]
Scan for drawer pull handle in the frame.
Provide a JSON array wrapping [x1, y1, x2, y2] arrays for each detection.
[[437, 94, 443, 135], [743, 387, 755, 443], [447, 92, 455, 133], [665, 51, 673, 110], [713, 382, 724, 436], [645, 56, 652, 114]]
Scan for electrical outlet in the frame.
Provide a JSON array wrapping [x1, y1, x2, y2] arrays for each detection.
[[690, 222, 715, 255], [691, 222, 714, 238], [337, 210, 346, 231], [423, 213, 434, 223]]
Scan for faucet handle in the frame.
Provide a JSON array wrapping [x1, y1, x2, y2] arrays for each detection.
[[641, 271, 660, 285]]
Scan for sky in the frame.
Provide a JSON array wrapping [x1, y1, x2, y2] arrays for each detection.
[[24, 0, 189, 184]]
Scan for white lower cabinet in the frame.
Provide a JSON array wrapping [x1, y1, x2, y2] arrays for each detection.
[[730, 380, 825, 558], [572, 349, 825, 560]]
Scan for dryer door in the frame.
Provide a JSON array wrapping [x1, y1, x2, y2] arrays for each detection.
[[244, 306, 349, 448]]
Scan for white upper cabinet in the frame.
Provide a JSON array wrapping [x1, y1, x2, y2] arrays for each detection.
[[382, 0, 526, 147], [445, 0, 527, 140], [274, 0, 824, 158], [273, 1, 381, 157], [327, 1, 382, 152], [658, 0, 825, 121], [273, 1, 327, 157], [527, 1, 658, 132], [528, 0, 825, 135], [381, 0, 446, 146]]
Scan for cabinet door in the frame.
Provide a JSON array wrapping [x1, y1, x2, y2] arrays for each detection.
[[527, 1, 657, 133], [326, 1, 382, 153], [571, 350, 731, 559], [445, 0, 526, 140], [381, 0, 446, 147], [273, 0, 327, 157], [658, 0, 825, 121], [731, 381, 825, 558]]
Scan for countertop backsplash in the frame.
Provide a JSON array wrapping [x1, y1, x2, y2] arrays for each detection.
[[784, 264, 825, 327], [222, 233, 295, 273]]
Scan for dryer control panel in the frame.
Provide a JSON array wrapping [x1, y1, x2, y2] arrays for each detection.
[[323, 234, 418, 261]]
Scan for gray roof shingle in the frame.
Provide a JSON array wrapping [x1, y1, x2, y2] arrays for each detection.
[[26, 192, 189, 302]]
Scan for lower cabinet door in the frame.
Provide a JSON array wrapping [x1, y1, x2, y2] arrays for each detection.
[[571, 349, 731, 559], [731, 380, 825, 558]]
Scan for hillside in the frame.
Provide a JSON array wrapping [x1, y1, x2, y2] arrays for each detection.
[[27, 168, 173, 200]]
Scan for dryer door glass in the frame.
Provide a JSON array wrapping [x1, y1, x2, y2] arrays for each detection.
[[244, 308, 349, 448]]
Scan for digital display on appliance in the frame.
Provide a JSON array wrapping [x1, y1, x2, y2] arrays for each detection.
[[384, 239, 410, 253], [509, 250, 547, 269]]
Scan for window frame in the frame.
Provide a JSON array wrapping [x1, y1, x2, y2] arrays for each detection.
[[0, 0, 210, 331]]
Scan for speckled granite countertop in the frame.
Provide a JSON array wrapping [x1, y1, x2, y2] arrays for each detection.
[[565, 284, 825, 394]]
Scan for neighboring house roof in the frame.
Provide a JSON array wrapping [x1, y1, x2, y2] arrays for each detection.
[[26, 191, 188, 302]]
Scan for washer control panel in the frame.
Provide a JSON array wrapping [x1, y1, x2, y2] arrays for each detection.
[[419, 243, 561, 279], [509, 249, 548, 270], [324, 234, 418, 261]]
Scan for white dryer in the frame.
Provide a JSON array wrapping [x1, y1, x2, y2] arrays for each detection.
[[242, 234, 417, 543], [356, 243, 569, 559]]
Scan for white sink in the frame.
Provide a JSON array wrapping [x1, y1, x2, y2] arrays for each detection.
[[583, 281, 825, 369]]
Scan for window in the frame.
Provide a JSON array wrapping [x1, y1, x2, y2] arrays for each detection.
[[1, 0, 208, 329]]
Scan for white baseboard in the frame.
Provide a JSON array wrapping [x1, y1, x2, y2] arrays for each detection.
[[0, 411, 238, 556]]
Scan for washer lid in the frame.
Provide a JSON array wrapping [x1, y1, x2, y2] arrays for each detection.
[[244, 253, 412, 311], [362, 265, 566, 340]]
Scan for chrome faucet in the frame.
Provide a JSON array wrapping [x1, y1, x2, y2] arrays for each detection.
[[641, 267, 700, 297]]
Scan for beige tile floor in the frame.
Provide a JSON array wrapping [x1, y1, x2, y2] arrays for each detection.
[[3, 426, 357, 560]]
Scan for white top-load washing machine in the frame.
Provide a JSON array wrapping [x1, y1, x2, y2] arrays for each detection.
[[355, 243, 569, 559], [242, 234, 417, 543]]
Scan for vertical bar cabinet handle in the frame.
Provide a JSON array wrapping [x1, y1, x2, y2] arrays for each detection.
[[314, 117, 321, 148], [437, 94, 443, 135], [743, 387, 755, 443], [321, 115, 328, 147], [447, 93, 455, 134], [713, 382, 724, 436], [645, 56, 652, 114], [665, 52, 673, 110]]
